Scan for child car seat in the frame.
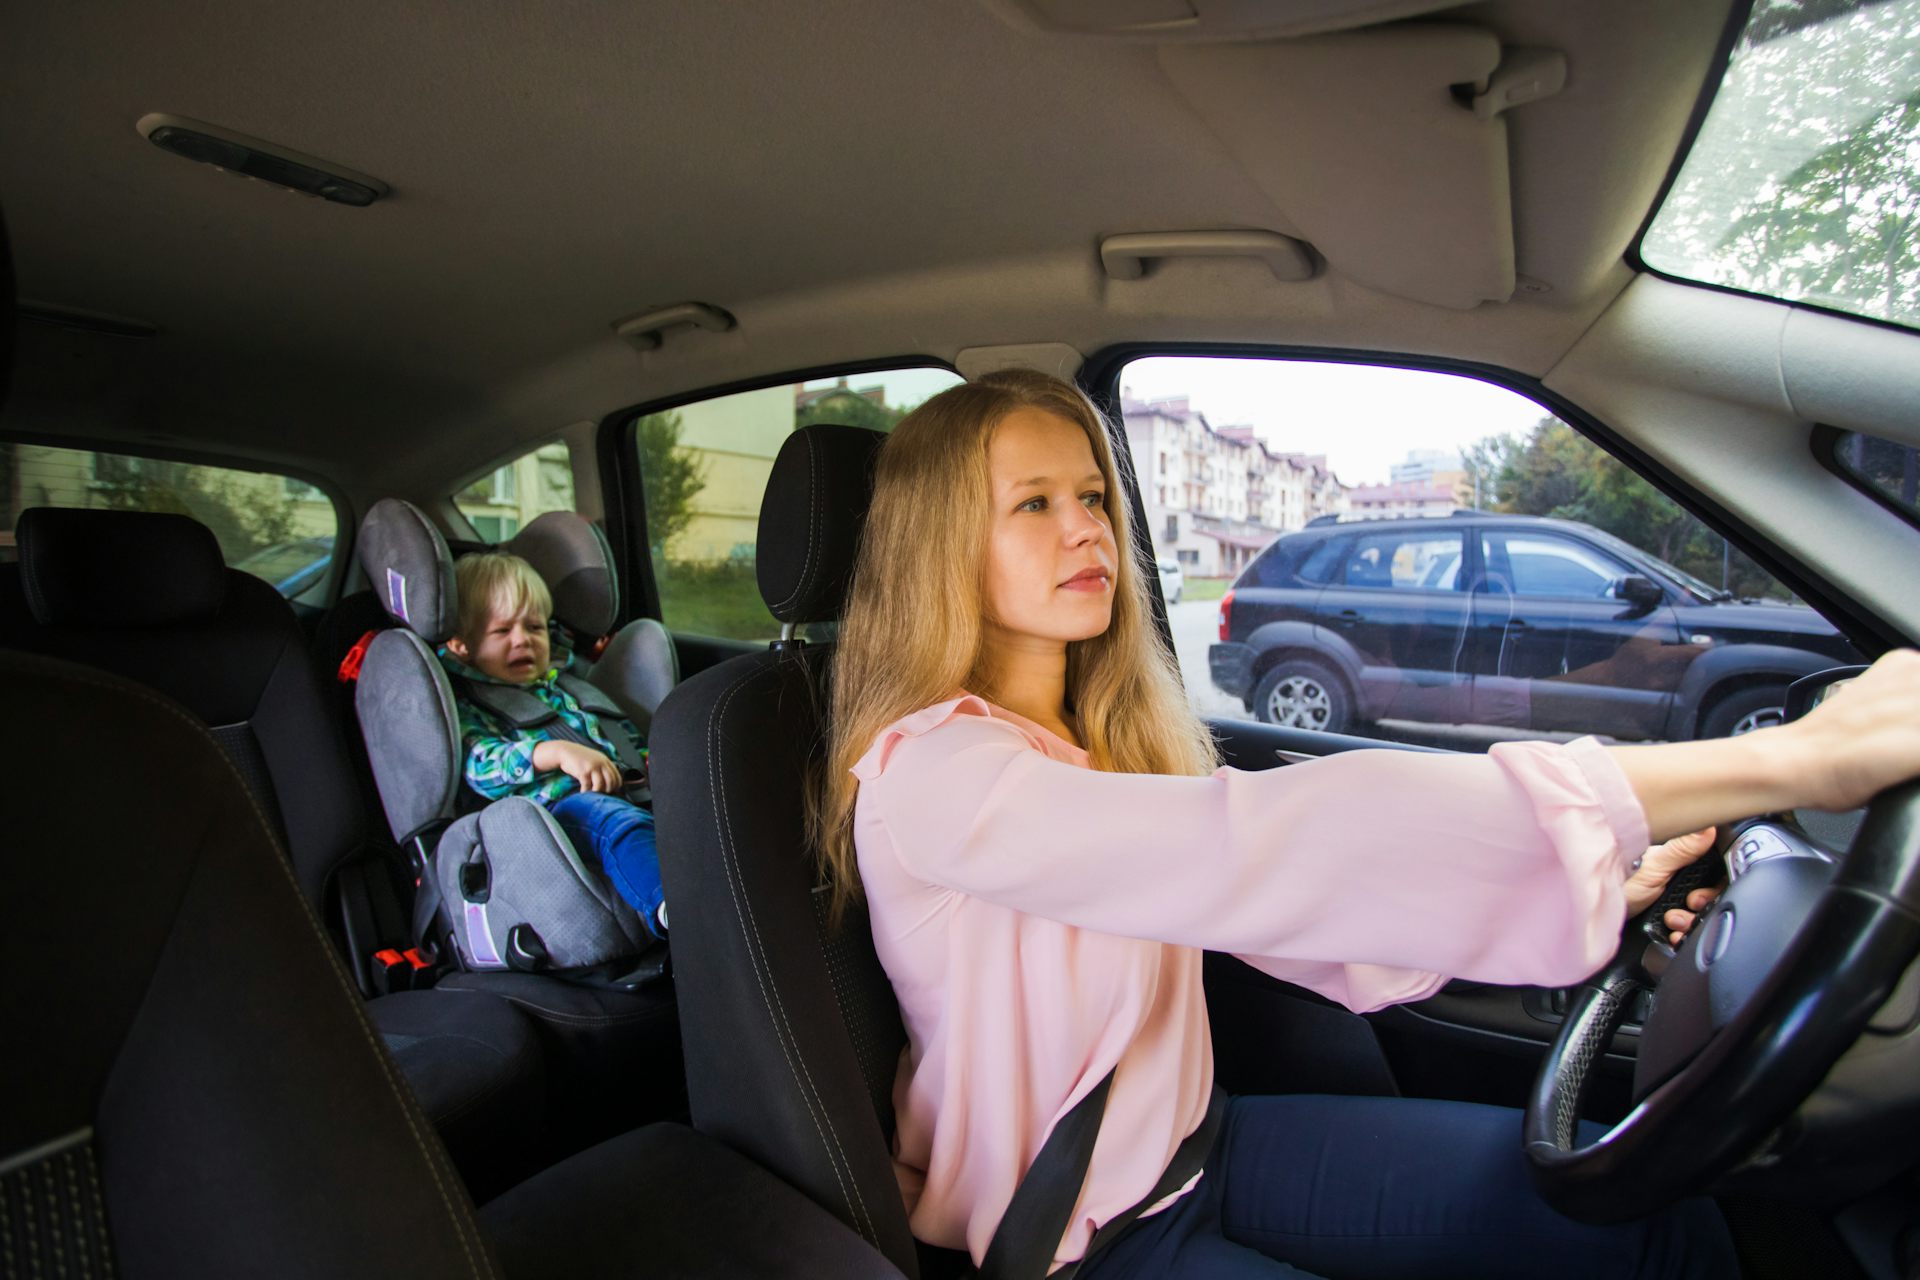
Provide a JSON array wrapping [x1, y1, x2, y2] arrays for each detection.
[[353, 499, 666, 976], [349, 498, 686, 1148]]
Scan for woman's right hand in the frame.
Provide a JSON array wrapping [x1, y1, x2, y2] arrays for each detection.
[[1780, 650, 1920, 812]]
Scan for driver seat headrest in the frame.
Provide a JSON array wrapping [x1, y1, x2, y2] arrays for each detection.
[[755, 424, 888, 626]]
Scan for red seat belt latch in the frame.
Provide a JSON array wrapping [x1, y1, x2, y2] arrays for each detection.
[[337, 630, 378, 683]]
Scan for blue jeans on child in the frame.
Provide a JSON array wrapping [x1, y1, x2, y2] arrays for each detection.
[[1077, 1094, 1738, 1279], [549, 790, 667, 937]]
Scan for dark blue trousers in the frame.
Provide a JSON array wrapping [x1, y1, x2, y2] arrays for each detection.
[[549, 790, 667, 936], [1077, 1095, 1738, 1279]]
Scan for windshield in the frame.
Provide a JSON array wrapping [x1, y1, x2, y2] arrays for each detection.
[[1641, 0, 1920, 330]]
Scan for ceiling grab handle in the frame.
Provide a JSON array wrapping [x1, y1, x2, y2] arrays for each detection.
[[1098, 230, 1316, 282], [612, 302, 736, 352]]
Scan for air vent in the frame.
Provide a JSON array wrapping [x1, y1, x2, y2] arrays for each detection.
[[136, 113, 389, 207]]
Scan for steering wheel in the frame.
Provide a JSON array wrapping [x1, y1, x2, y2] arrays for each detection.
[[1523, 779, 1920, 1223]]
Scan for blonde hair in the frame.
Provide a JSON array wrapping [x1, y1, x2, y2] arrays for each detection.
[[453, 551, 552, 642], [811, 369, 1218, 918]]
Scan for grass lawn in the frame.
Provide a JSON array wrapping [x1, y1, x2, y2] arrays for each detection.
[[656, 561, 782, 642], [1180, 577, 1232, 603]]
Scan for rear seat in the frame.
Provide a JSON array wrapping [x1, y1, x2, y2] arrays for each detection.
[[341, 499, 686, 1152], [0, 505, 548, 1199]]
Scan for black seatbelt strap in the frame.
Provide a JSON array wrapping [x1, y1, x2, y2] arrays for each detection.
[[977, 1080, 1227, 1280], [1056, 1085, 1228, 1278], [977, 1069, 1116, 1280]]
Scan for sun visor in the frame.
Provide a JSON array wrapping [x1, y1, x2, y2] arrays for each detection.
[[1158, 25, 1519, 310]]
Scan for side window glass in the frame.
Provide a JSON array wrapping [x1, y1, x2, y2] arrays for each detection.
[[0, 444, 342, 601], [1828, 430, 1920, 527], [1120, 356, 1850, 750], [634, 368, 963, 641], [453, 440, 577, 543], [1293, 536, 1347, 586], [1342, 532, 1461, 591], [1493, 534, 1626, 598]]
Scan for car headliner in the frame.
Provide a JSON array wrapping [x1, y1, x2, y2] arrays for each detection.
[[2, 1, 1732, 487]]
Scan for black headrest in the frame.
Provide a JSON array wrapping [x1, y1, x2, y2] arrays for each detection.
[[355, 498, 457, 644], [509, 511, 619, 638], [17, 507, 227, 627], [756, 424, 887, 625], [1, 205, 14, 409]]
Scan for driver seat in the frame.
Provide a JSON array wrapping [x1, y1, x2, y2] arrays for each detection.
[[650, 423, 944, 1275]]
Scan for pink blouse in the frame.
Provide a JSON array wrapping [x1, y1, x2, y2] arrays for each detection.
[[850, 694, 1650, 1271]]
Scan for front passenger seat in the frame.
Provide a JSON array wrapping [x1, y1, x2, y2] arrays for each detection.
[[0, 648, 912, 1278], [0, 506, 547, 1198]]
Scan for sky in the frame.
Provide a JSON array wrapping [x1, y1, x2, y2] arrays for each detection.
[[806, 358, 1557, 489], [1118, 357, 1556, 488]]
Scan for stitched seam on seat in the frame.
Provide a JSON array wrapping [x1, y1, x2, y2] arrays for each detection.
[[479, 997, 672, 1026], [707, 662, 876, 1243], [771, 431, 822, 615], [43, 662, 496, 1278]]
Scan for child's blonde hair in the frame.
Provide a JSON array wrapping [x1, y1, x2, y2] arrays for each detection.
[[454, 552, 552, 641]]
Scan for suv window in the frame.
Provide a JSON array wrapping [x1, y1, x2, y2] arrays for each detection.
[[1489, 533, 1628, 599], [1342, 531, 1462, 591], [635, 367, 963, 640], [0, 443, 341, 600], [453, 440, 576, 542], [1119, 355, 1852, 749]]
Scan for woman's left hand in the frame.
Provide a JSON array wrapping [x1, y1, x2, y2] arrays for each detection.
[[1623, 827, 1721, 935]]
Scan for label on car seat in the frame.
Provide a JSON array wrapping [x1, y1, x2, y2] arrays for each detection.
[[386, 568, 410, 625], [463, 900, 503, 967]]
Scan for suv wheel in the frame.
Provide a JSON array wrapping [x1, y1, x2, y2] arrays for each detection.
[[1698, 684, 1789, 739], [1253, 659, 1351, 733]]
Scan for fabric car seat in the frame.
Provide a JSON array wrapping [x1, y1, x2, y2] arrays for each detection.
[[349, 498, 685, 1150], [0, 647, 913, 1279], [650, 423, 959, 1277], [0, 506, 548, 1200]]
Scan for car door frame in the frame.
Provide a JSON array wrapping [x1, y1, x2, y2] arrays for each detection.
[[1078, 342, 1893, 1113]]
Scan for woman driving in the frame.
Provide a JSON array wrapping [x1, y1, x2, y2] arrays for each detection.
[[813, 369, 1920, 1278]]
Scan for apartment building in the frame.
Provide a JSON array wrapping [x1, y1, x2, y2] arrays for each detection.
[[1122, 394, 1349, 578]]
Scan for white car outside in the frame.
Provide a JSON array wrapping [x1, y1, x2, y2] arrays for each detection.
[[1157, 558, 1184, 604]]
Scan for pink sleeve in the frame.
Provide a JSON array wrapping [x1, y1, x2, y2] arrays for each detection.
[[855, 706, 1648, 1002]]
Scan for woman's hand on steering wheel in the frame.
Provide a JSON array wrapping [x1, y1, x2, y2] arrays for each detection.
[[1623, 827, 1720, 930], [1786, 650, 1920, 812]]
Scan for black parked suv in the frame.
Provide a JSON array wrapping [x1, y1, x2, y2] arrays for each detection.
[[1209, 513, 1863, 741]]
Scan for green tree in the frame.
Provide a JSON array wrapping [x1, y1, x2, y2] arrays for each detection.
[[93, 459, 294, 561], [1470, 420, 1790, 600], [795, 389, 909, 434], [1721, 91, 1920, 321], [635, 410, 707, 555]]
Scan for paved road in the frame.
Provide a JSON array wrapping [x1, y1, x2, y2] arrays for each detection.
[[1167, 598, 1243, 718]]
